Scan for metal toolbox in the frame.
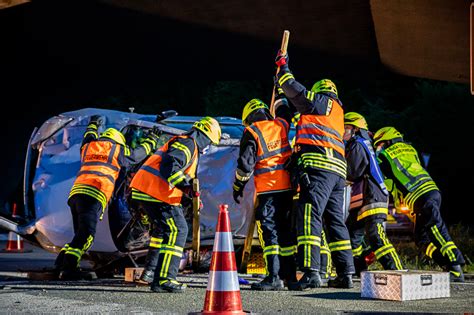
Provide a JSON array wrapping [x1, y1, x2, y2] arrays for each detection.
[[361, 270, 450, 301]]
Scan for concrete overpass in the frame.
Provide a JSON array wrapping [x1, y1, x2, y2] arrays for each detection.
[[100, 0, 471, 84]]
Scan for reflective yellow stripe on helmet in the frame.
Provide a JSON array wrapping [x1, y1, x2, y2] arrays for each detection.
[[242, 99, 269, 124], [100, 128, 126, 146], [373, 127, 403, 146], [192, 116, 221, 144]]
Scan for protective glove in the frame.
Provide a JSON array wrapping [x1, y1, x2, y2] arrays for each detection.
[[146, 126, 161, 145], [232, 181, 245, 204], [140, 214, 150, 226], [182, 185, 200, 198], [275, 49, 289, 67], [181, 195, 193, 209], [89, 115, 105, 126], [299, 171, 311, 189], [181, 187, 203, 209], [273, 76, 287, 100], [150, 126, 161, 139]]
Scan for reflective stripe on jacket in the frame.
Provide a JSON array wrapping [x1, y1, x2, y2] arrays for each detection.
[[379, 142, 438, 209], [295, 98, 345, 156], [130, 135, 198, 205], [245, 118, 292, 193], [70, 140, 122, 208]]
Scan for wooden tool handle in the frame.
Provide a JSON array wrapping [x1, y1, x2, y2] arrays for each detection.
[[280, 30, 290, 55], [192, 178, 201, 270], [270, 30, 290, 117]]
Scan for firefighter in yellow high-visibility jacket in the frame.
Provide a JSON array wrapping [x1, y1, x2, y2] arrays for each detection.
[[374, 127, 465, 282]]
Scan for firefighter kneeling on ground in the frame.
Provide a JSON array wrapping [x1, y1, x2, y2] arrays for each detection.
[[274, 50, 355, 290], [129, 117, 221, 293], [374, 127, 465, 282], [233, 98, 296, 290], [55, 115, 159, 280], [343, 112, 403, 275]]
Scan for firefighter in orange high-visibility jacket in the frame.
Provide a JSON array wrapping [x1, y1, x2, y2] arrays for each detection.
[[55, 115, 159, 280], [290, 113, 333, 285], [129, 117, 221, 293], [274, 50, 355, 290], [374, 126, 465, 282], [343, 112, 403, 275], [233, 98, 296, 290]]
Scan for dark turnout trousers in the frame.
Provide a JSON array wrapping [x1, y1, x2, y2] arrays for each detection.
[[296, 170, 355, 275], [414, 190, 464, 267], [130, 199, 188, 283], [58, 194, 103, 271], [255, 191, 297, 280], [346, 210, 403, 272]]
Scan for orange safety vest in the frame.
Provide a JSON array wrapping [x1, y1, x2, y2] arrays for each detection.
[[73, 140, 122, 203], [295, 98, 345, 156], [130, 136, 198, 206], [246, 118, 292, 193]]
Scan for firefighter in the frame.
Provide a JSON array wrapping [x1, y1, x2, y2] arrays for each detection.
[[121, 126, 165, 285], [55, 115, 159, 280], [233, 98, 296, 290], [374, 127, 465, 282], [274, 51, 355, 289], [291, 113, 333, 284], [129, 117, 221, 293], [343, 112, 403, 275]]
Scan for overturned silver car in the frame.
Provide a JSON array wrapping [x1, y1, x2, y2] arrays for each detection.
[[1, 108, 263, 271]]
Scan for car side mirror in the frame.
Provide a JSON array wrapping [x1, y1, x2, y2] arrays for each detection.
[[156, 110, 178, 122]]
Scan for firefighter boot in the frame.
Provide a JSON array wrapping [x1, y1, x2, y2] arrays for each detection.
[[54, 250, 66, 272], [447, 265, 464, 283], [278, 255, 297, 286], [320, 272, 331, 285], [59, 253, 97, 280], [251, 275, 284, 291], [151, 279, 187, 293], [138, 248, 160, 284], [288, 270, 322, 291], [328, 274, 354, 289]]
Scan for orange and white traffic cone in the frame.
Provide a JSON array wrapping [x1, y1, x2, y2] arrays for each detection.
[[2, 203, 30, 253], [2, 231, 25, 253], [193, 204, 250, 314]]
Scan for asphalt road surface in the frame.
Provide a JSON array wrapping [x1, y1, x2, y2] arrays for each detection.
[[1, 241, 473, 314]]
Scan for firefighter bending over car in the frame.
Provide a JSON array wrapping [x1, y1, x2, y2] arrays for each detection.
[[55, 115, 159, 280], [129, 117, 221, 293], [274, 50, 355, 289], [233, 98, 296, 290], [343, 112, 403, 275], [374, 127, 465, 282]]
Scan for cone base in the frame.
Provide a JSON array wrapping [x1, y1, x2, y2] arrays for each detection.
[[0, 249, 32, 253], [189, 311, 251, 315]]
